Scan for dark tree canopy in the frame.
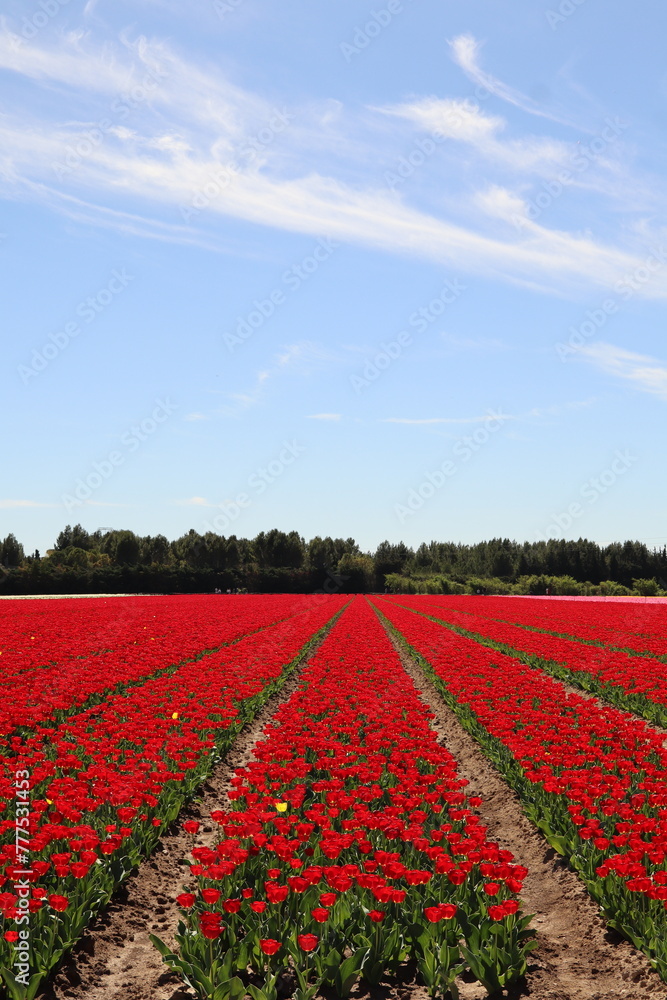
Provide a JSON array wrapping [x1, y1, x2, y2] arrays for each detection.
[[1, 526, 665, 595]]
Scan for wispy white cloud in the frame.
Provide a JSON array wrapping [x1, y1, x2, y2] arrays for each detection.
[[225, 342, 335, 413], [382, 399, 596, 427], [0, 499, 58, 508], [307, 413, 341, 421], [378, 97, 504, 145], [379, 96, 631, 216], [580, 342, 667, 399], [184, 412, 208, 421], [381, 415, 511, 426], [0, 28, 664, 300], [78, 500, 131, 507], [378, 97, 572, 176], [448, 33, 581, 130]]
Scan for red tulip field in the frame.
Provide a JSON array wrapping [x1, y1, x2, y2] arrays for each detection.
[[2, 594, 667, 1000]]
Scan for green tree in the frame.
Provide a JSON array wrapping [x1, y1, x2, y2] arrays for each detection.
[[103, 530, 140, 566], [55, 525, 74, 550], [337, 553, 375, 592], [140, 534, 172, 566], [0, 534, 24, 568], [172, 530, 207, 569], [252, 529, 305, 569], [373, 540, 413, 587]]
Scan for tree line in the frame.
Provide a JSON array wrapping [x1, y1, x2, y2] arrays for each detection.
[[0, 527, 666, 596]]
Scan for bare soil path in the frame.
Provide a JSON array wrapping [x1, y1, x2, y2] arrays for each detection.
[[380, 617, 667, 1000], [39, 660, 311, 1000]]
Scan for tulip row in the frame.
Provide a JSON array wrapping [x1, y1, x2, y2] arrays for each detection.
[[0, 595, 320, 737], [374, 598, 667, 981], [389, 596, 667, 730], [157, 597, 534, 1000], [0, 597, 346, 1000], [434, 595, 667, 658], [0, 596, 154, 671], [1, 594, 284, 673]]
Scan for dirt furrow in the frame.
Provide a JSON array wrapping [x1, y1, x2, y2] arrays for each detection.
[[39, 657, 316, 1000], [381, 619, 667, 1000], [400, 606, 667, 742]]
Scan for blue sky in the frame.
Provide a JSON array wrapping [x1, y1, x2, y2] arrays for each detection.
[[2, 0, 667, 556]]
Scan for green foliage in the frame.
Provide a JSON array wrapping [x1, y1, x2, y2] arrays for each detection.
[[3, 528, 667, 596], [465, 576, 514, 595], [632, 577, 664, 596], [336, 553, 375, 593], [513, 574, 586, 596], [0, 533, 24, 568], [598, 579, 635, 596]]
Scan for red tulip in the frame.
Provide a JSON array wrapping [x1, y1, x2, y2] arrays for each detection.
[[200, 923, 223, 939], [201, 889, 221, 904], [48, 895, 69, 912], [297, 934, 319, 952]]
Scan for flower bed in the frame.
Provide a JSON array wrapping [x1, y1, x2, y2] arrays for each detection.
[[158, 597, 533, 999], [0, 595, 319, 735], [0, 596, 345, 1000], [375, 597, 667, 981], [388, 596, 667, 728]]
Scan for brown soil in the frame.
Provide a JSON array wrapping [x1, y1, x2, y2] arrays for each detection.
[[39, 665, 309, 1000], [382, 619, 667, 1000], [38, 608, 667, 1000]]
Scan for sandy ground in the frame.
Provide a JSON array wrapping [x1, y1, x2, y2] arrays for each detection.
[[35, 609, 667, 1000]]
